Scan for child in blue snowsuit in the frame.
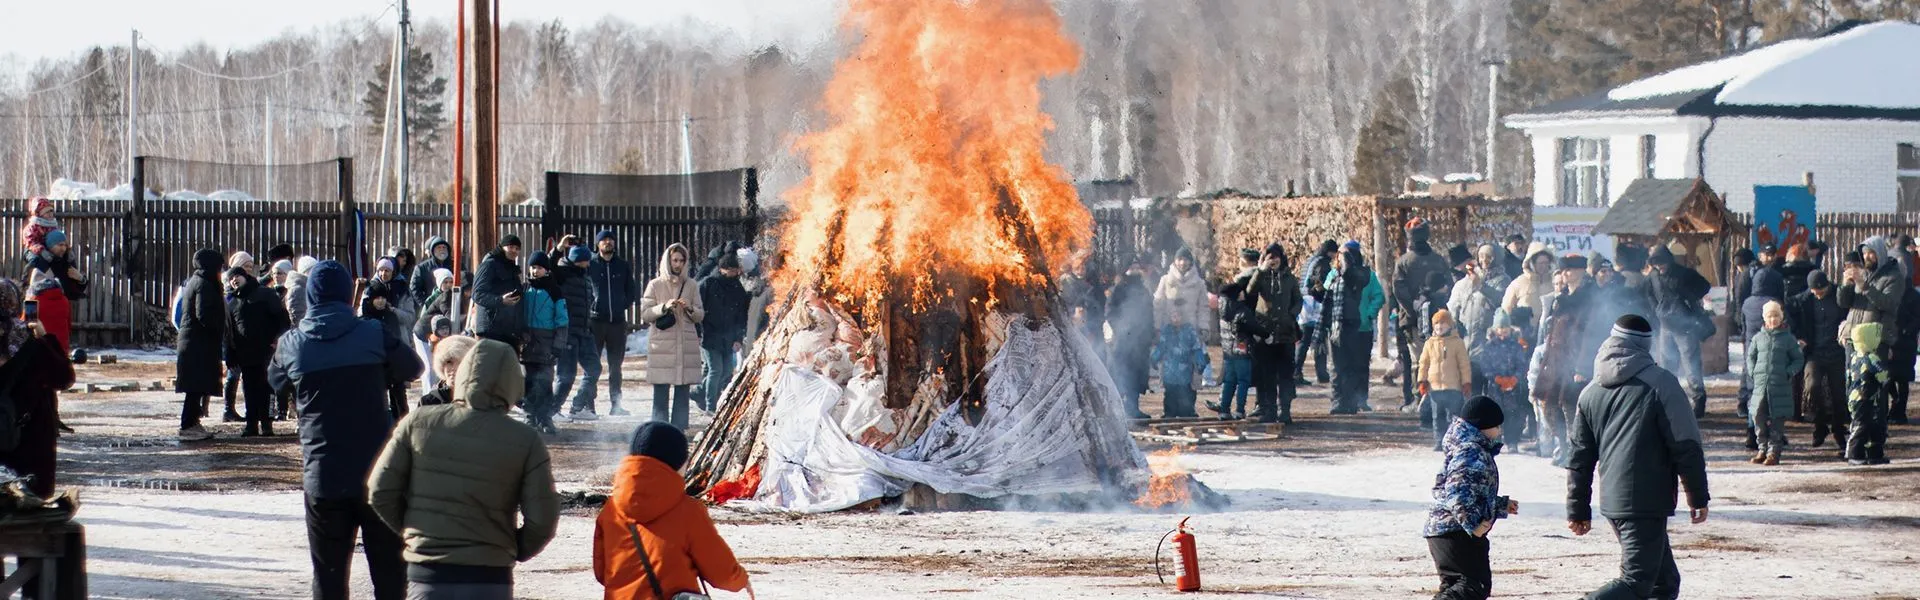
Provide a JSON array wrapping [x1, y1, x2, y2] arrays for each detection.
[[1153, 310, 1208, 419]]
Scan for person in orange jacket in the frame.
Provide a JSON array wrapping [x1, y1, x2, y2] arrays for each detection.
[[594, 423, 751, 600]]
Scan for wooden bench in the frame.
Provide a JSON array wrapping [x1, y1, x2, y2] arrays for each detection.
[[0, 521, 85, 600]]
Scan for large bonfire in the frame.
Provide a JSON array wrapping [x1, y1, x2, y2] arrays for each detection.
[[684, 0, 1198, 512]]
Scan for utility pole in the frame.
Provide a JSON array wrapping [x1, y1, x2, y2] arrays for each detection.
[[681, 114, 696, 206], [452, 0, 466, 283], [1484, 58, 1504, 193], [266, 97, 275, 201], [127, 30, 138, 187], [470, 0, 498, 262], [398, 0, 412, 203]]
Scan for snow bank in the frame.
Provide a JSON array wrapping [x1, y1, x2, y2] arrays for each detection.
[[1610, 21, 1920, 109], [48, 178, 100, 199], [45, 179, 259, 202]]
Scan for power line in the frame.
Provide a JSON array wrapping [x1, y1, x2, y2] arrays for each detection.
[[500, 115, 742, 127], [20, 63, 111, 96], [0, 103, 364, 119], [155, 2, 396, 82]]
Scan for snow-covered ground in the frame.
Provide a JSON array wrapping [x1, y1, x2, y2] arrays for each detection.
[[73, 444, 1920, 600], [52, 367, 1920, 600]]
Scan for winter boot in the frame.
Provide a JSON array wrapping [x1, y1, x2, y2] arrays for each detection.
[[1744, 427, 1759, 451], [224, 376, 241, 421], [1813, 425, 1828, 448], [240, 423, 262, 438], [1763, 451, 1780, 466], [1750, 451, 1767, 465]]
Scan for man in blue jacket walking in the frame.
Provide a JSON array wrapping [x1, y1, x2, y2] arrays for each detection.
[[572, 230, 638, 418], [270, 260, 425, 600]]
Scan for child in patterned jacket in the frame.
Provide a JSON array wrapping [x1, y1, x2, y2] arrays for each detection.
[[1847, 322, 1892, 465], [1423, 396, 1517, 600]]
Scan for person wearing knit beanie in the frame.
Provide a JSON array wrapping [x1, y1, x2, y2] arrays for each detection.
[[627, 422, 689, 470], [228, 251, 257, 275], [1461, 395, 1505, 430], [1421, 390, 1514, 600]]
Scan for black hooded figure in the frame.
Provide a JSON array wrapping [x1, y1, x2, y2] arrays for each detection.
[[1394, 219, 1454, 410], [175, 248, 229, 440], [1106, 268, 1155, 419], [1241, 243, 1303, 423]]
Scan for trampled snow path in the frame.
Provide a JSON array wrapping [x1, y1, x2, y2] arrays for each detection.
[[76, 446, 1919, 599]]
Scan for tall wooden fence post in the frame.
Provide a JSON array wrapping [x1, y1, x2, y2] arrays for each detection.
[[128, 157, 146, 341], [542, 171, 561, 246], [339, 158, 359, 274]]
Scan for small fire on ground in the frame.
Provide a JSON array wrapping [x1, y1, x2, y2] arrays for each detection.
[[1134, 446, 1194, 509]]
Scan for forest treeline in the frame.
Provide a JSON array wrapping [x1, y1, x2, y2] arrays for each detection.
[[1, 0, 1914, 204]]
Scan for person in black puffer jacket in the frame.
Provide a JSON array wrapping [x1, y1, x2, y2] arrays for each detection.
[[225, 267, 292, 437], [553, 246, 595, 407], [175, 249, 227, 441], [472, 235, 526, 348], [411, 236, 454, 307]]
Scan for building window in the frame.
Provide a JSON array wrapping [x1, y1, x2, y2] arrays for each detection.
[[1559, 137, 1610, 207], [1640, 134, 1657, 180], [1901, 143, 1920, 213]]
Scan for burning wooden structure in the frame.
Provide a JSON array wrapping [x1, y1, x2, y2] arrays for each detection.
[[681, 0, 1217, 513]]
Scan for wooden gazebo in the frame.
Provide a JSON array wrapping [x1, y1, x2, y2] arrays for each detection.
[[1594, 178, 1746, 374], [1594, 178, 1747, 287]]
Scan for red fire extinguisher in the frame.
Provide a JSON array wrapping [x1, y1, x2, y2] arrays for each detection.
[[1156, 516, 1201, 592]]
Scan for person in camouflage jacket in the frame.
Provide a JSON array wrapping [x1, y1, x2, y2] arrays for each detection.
[[1423, 397, 1515, 600]]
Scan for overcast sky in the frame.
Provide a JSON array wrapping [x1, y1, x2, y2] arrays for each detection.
[[0, 0, 840, 65]]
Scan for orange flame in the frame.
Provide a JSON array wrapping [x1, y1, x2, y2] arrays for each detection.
[[1135, 446, 1195, 509], [778, 0, 1089, 314]]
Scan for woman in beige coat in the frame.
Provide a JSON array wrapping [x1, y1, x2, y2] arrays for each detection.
[[640, 243, 705, 429]]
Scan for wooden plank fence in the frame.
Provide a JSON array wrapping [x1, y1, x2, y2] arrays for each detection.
[[1732, 212, 1920, 275]]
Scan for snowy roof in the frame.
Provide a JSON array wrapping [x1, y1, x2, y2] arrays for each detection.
[[1513, 21, 1920, 123]]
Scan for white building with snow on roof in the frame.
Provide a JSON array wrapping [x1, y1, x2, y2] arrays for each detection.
[[1504, 20, 1920, 214]]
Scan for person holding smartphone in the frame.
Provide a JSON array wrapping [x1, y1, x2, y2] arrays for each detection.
[[640, 244, 705, 429], [472, 235, 528, 351], [0, 278, 76, 498]]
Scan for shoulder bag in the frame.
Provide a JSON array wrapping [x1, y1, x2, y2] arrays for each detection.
[[655, 278, 688, 331], [627, 522, 711, 600]]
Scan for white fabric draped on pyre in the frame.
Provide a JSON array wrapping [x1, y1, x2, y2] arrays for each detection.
[[721, 316, 1149, 513]]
